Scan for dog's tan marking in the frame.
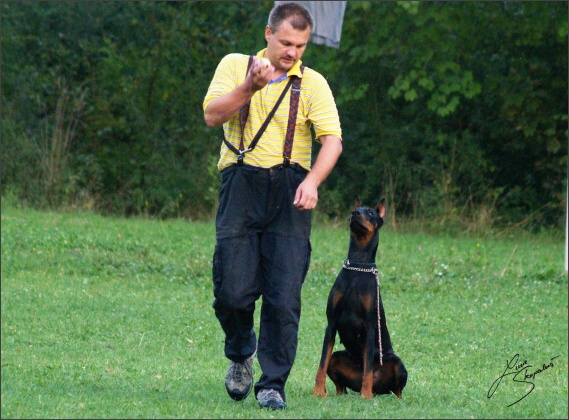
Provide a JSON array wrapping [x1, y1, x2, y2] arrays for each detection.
[[393, 364, 403, 398], [351, 220, 377, 249], [361, 350, 374, 399], [361, 293, 373, 312], [332, 291, 343, 308], [313, 339, 336, 397]]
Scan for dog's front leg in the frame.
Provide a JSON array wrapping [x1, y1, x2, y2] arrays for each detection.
[[360, 323, 376, 399], [313, 324, 336, 397]]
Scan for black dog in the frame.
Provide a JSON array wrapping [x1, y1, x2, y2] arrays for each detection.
[[313, 199, 407, 399]]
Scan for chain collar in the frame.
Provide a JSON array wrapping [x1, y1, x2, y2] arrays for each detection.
[[342, 259, 378, 274]]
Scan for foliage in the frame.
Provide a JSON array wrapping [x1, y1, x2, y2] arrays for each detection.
[[311, 1, 567, 228], [1, 204, 567, 418], [1, 1, 567, 228]]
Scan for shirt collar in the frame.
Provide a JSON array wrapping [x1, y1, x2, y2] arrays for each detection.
[[257, 48, 303, 79]]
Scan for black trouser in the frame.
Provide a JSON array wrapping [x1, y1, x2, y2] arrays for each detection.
[[212, 163, 312, 401]]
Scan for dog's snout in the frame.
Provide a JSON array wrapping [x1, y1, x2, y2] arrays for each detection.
[[350, 209, 361, 222]]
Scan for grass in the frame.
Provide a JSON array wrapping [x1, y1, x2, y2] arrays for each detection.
[[1, 202, 567, 418]]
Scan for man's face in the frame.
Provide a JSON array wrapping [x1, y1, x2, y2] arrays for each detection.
[[264, 18, 311, 72]]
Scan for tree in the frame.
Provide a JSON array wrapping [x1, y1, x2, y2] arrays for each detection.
[[307, 1, 567, 229], [2, 1, 566, 230]]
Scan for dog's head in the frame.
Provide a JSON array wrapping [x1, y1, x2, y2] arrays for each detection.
[[349, 197, 386, 237]]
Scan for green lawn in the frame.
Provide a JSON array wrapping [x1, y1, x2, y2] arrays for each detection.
[[1, 203, 567, 418]]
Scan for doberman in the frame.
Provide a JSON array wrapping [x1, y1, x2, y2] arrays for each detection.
[[313, 198, 407, 399]]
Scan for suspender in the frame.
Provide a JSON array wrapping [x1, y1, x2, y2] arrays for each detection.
[[237, 55, 254, 156], [284, 74, 302, 166], [223, 55, 304, 166]]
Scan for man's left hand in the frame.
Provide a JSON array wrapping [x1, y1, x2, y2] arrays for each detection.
[[293, 135, 343, 211], [293, 178, 319, 210]]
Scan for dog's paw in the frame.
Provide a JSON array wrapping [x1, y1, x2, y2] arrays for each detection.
[[360, 391, 373, 399], [312, 386, 327, 398]]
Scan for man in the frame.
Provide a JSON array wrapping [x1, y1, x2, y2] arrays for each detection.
[[203, 2, 342, 410]]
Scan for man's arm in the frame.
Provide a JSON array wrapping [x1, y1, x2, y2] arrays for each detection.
[[293, 135, 343, 210], [204, 58, 273, 128]]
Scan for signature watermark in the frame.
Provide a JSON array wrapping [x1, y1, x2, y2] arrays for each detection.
[[487, 353, 561, 407]]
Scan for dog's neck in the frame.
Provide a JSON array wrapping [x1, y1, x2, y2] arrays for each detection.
[[347, 232, 378, 264]]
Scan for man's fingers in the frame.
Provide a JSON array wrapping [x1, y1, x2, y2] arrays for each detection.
[[293, 188, 318, 211], [293, 190, 302, 207]]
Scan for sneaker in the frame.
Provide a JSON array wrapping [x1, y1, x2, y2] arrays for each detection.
[[225, 352, 255, 401], [257, 388, 287, 410]]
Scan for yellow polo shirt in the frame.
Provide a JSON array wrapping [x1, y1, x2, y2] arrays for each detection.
[[203, 49, 342, 171]]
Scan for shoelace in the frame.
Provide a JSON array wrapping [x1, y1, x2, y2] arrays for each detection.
[[243, 361, 254, 379], [227, 362, 244, 381], [228, 359, 254, 382]]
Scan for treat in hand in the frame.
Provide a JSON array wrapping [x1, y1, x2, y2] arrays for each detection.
[[258, 57, 271, 69]]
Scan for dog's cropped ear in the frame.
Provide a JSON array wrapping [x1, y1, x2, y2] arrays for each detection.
[[377, 198, 386, 219], [354, 195, 361, 208]]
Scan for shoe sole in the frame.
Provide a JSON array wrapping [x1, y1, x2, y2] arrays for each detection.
[[226, 383, 252, 401], [259, 401, 287, 410]]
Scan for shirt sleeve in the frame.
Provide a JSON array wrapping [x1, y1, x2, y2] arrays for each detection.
[[307, 74, 342, 142], [203, 53, 243, 113]]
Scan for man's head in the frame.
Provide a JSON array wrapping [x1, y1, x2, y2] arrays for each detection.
[[264, 2, 314, 73], [268, 2, 314, 34]]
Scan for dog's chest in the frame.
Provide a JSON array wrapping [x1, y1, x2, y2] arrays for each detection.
[[331, 270, 378, 316]]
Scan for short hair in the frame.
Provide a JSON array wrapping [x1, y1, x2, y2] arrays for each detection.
[[268, 2, 314, 34]]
